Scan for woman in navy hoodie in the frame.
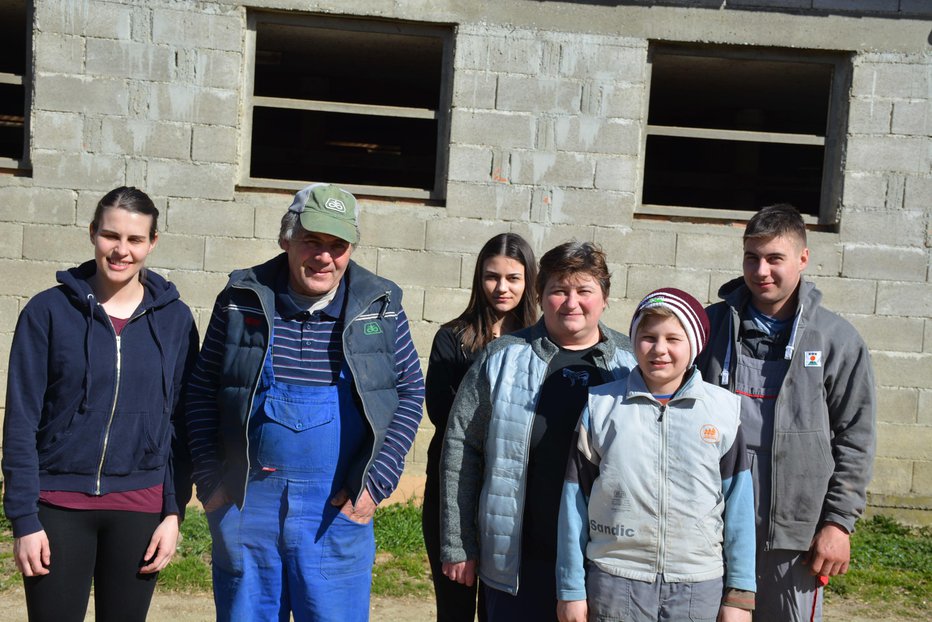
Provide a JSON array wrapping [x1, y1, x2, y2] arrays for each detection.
[[2, 186, 199, 622]]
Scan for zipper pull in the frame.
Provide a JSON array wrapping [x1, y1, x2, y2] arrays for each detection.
[[720, 369, 729, 386], [378, 291, 391, 319], [658, 404, 666, 422]]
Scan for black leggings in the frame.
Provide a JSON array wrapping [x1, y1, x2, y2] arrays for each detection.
[[23, 504, 161, 622]]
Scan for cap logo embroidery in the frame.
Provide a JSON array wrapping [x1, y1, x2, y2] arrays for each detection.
[[700, 424, 720, 444], [805, 351, 822, 367], [364, 321, 383, 335], [324, 198, 346, 213]]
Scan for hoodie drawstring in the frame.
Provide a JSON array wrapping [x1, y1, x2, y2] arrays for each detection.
[[80, 293, 96, 412], [146, 312, 171, 415]]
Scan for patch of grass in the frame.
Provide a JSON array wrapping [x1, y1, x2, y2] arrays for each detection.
[[827, 514, 932, 615], [156, 508, 213, 593], [372, 499, 432, 598]]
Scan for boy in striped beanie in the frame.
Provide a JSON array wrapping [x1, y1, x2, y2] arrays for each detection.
[[557, 288, 756, 622]]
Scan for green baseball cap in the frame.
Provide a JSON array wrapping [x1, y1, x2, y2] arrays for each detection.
[[287, 183, 359, 244]]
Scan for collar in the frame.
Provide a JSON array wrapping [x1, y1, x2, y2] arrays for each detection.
[[274, 271, 347, 320]]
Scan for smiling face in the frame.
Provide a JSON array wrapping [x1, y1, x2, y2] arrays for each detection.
[[281, 229, 353, 297], [541, 273, 606, 349], [481, 255, 527, 318], [634, 313, 692, 396], [743, 234, 809, 320], [90, 207, 157, 295]]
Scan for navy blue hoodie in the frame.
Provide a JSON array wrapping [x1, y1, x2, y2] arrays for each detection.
[[2, 261, 199, 537]]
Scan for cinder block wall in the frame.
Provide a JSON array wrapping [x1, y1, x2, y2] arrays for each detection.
[[0, 0, 930, 520]]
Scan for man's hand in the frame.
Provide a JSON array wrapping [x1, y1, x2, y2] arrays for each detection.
[[804, 522, 850, 577], [140, 514, 180, 574], [442, 559, 476, 586], [203, 486, 232, 513], [330, 488, 377, 524], [557, 599, 588, 622], [718, 605, 752, 622], [14, 530, 51, 577]]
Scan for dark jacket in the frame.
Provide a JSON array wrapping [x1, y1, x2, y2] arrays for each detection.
[[696, 277, 876, 550], [185, 254, 423, 507], [2, 261, 199, 537]]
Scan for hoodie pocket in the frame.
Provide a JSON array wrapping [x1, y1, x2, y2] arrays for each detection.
[[38, 408, 106, 475], [774, 429, 833, 521], [101, 410, 162, 475]]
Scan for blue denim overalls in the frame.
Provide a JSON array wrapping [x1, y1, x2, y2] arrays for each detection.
[[208, 334, 374, 622]]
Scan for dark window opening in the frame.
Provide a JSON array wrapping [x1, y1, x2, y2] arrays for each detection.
[[0, 0, 27, 166]]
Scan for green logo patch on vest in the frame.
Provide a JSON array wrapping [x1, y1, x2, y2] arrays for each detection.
[[363, 322, 383, 335]]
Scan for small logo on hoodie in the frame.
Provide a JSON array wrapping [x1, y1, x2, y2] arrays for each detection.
[[364, 322, 383, 335], [804, 351, 822, 367]]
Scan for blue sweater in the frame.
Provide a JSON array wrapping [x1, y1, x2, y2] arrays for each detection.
[[2, 261, 199, 537]]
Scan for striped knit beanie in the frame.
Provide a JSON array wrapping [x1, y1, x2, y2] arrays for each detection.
[[630, 288, 710, 367]]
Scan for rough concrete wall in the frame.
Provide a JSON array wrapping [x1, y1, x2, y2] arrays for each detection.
[[0, 0, 929, 518]]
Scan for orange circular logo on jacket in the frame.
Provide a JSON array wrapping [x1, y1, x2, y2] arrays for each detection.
[[700, 424, 720, 444]]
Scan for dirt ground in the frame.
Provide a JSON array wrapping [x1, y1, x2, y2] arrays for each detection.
[[0, 586, 914, 621]]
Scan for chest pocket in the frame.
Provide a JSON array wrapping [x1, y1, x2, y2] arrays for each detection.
[[253, 388, 338, 474]]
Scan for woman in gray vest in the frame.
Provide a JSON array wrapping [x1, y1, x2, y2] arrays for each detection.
[[439, 241, 636, 622]]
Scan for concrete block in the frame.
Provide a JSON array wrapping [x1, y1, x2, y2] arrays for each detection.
[[852, 62, 930, 100], [913, 462, 932, 498], [445, 182, 532, 222], [840, 209, 926, 247], [36, 0, 132, 39], [450, 111, 535, 149], [152, 8, 241, 52], [869, 457, 914, 496], [22, 225, 91, 264], [253, 203, 285, 241], [86, 39, 175, 82], [165, 269, 231, 310], [877, 387, 919, 424], [149, 83, 239, 126], [0, 223, 22, 259], [32, 111, 85, 152], [148, 161, 235, 201], [0, 259, 63, 297], [625, 266, 712, 304], [508, 152, 594, 187], [846, 98, 892, 134], [398, 287, 426, 323], [447, 146, 493, 183], [594, 228, 676, 266], [846, 136, 927, 174], [192, 125, 238, 164], [600, 297, 637, 333], [507, 223, 594, 260], [926, 321, 932, 354], [554, 117, 640, 155], [876, 422, 932, 460], [842, 172, 887, 208], [146, 233, 205, 271], [423, 288, 471, 324], [891, 101, 929, 137], [33, 32, 85, 74], [842, 245, 926, 282], [351, 246, 378, 274], [904, 176, 932, 212], [451, 71, 497, 110], [600, 84, 645, 120], [807, 277, 876, 315], [497, 76, 581, 114], [34, 75, 129, 116], [425, 218, 503, 254], [559, 42, 646, 83], [804, 232, 843, 277], [547, 188, 634, 228], [675, 233, 741, 271], [845, 314, 925, 354], [167, 199, 253, 238], [919, 390, 932, 425], [30, 151, 125, 192], [877, 282, 932, 317], [204, 237, 281, 273], [872, 352, 932, 389], [101, 119, 192, 160], [359, 209, 426, 251], [454, 32, 541, 75], [193, 49, 243, 90], [378, 250, 462, 288], [594, 156, 639, 193], [0, 297, 21, 332]]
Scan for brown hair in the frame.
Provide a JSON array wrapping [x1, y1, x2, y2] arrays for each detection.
[[744, 203, 807, 247], [91, 186, 159, 241], [535, 241, 611, 302]]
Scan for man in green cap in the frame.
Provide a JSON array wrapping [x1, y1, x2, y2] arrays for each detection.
[[186, 183, 425, 621]]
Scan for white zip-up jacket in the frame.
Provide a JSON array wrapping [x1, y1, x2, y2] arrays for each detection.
[[556, 368, 756, 600]]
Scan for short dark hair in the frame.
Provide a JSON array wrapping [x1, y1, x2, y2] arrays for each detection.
[[744, 203, 807, 247], [91, 186, 159, 241], [535, 241, 611, 302], [449, 233, 538, 352]]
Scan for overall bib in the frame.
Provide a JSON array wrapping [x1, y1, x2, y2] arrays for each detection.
[[735, 349, 821, 622], [208, 339, 374, 622]]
